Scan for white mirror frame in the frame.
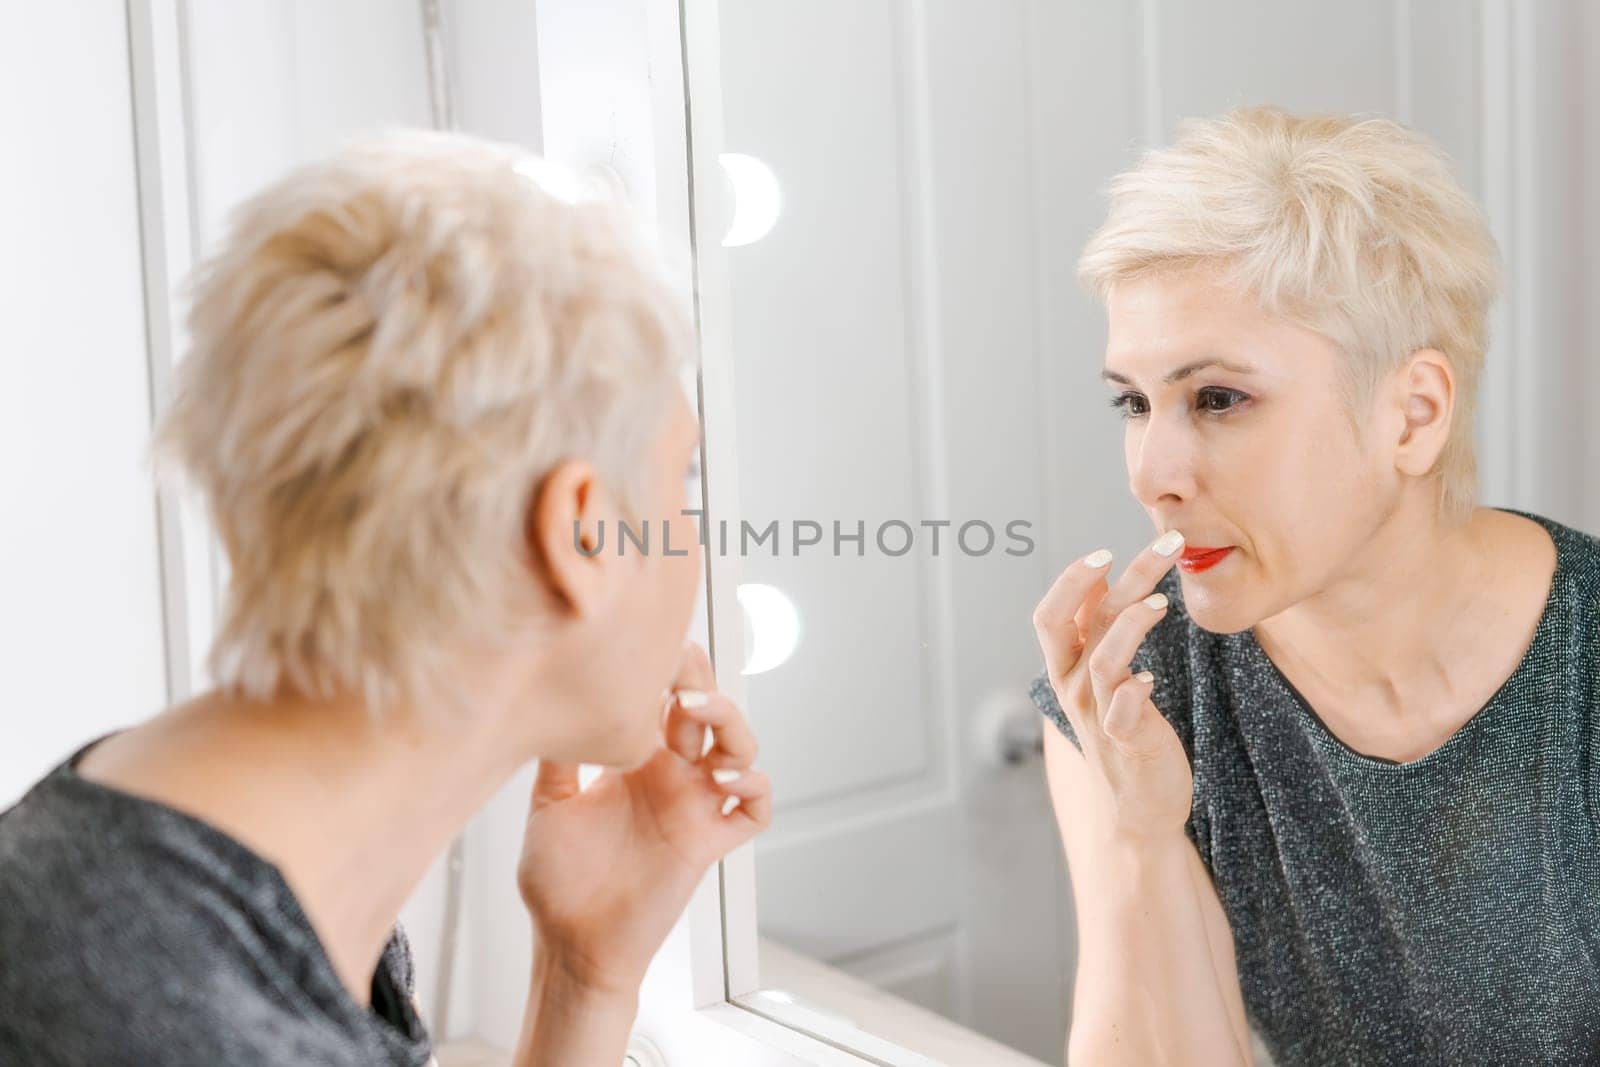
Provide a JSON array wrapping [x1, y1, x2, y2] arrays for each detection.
[[533, 0, 934, 1060], [676, 1, 956, 1063], [534, 1, 919, 1061]]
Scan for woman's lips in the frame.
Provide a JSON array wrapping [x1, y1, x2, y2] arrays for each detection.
[[1178, 546, 1234, 573]]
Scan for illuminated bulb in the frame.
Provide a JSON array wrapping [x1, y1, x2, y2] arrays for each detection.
[[718, 152, 782, 246], [513, 157, 589, 204], [736, 582, 801, 675]]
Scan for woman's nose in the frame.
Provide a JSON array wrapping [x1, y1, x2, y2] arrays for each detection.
[[1127, 413, 1199, 508]]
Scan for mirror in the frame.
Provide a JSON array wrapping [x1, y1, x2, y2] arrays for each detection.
[[683, 1, 1596, 1064]]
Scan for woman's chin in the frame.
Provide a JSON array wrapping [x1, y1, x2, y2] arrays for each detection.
[[1176, 576, 1257, 635]]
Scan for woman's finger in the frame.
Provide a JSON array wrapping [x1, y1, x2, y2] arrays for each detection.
[[662, 690, 711, 762], [712, 769, 772, 831], [1101, 670, 1155, 745], [661, 642, 719, 760], [708, 765, 768, 796], [670, 640, 717, 693], [1086, 591, 1170, 722], [1088, 529, 1182, 644], [674, 692, 757, 767], [530, 759, 581, 810], [1033, 549, 1116, 688]]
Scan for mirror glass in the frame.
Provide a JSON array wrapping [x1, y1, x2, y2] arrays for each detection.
[[682, 2, 1579, 1065]]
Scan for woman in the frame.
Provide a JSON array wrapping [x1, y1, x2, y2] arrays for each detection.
[[1030, 106, 1600, 1065], [0, 130, 770, 1065]]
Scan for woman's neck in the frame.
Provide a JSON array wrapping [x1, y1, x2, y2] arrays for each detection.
[[1251, 506, 1554, 757]]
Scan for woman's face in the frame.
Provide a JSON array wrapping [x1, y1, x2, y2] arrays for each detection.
[[600, 387, 706, 763], [1103, 271, 1393, 633], [519, 384, 705, 769]]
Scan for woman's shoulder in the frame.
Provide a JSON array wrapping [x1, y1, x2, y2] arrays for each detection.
[[1505, 507, 1600, 613], [1549, 512, 1600, 590]]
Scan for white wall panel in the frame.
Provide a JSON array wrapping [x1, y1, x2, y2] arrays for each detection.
[[0, 1, 167, 807]]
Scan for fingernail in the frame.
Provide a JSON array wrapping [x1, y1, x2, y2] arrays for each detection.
[[1152, 530, 1185, 557], [1143, 592, 1168, 611], [712, 768, 742, 785], [1135, 670, 1155, 684], [677, 689, 710, 709], [721, 796, 741, 816], [1083, 548, 1113, 568]]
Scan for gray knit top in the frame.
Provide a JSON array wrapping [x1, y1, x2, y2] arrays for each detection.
[[0, 738, 432, 1065], [1030, 507, 1600, 1065]]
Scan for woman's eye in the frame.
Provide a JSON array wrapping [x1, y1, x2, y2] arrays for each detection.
[[1196, 387, 1247, 414], [1108, 392, 1148, 419], [1107, 387, 1248, 421]]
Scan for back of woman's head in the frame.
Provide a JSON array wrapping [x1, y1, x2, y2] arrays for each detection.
[[1079, 105, 1501, 524], [156, 129, 694, 710]]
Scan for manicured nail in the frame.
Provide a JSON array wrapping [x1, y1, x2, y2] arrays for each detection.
[[721, 796, 741, 816], [712, 768, 742, 785], [1144, 593, 1168, 611], [1152, 530, 1185, 557], [1083, 548, 1113, 568], [1135, 670, 1155, 684], [677, 689, 710, 709]]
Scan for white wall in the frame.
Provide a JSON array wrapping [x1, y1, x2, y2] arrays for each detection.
[[0, 1, 168, 808], [1578, 0, 1600, 536]]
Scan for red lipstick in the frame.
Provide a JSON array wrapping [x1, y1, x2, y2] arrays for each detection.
[[1178, 546, 1234, 574]]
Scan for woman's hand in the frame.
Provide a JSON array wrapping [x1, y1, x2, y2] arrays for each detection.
[[514, 641, 771, 998], [1032, 531, 1194, 841]]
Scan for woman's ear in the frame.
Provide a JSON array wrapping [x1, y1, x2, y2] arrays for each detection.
[[525, 458, 614, 617], [1392, 348, 1455, 478]]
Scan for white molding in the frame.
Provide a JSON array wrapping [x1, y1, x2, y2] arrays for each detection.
[[888, 0, 962, 807], [676, 0, 758, 1007], [696, 1003, 893, 1066], [1507, 0, 1540, 509], [1481, 1, 1588, 524], [674, 0, 961, 1057], [1020, 0, 1062, 599], [126, 0, 217, 701], [528, 4, 861, 1059], [1477, 0, 1517, 508], [883, 0, 972, 1022], [730, 997, 942, 1067]]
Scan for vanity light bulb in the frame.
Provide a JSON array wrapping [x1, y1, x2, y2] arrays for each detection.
[[736, 582, 801, 675], [718, 152, 782, 247]]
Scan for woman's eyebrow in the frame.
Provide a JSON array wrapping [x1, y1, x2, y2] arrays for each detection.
[[1101, 357, 1259, 386]]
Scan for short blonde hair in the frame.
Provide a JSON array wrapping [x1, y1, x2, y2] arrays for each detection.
[[156, 129, 695, 708], [1079, 105, 1500, 524]]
